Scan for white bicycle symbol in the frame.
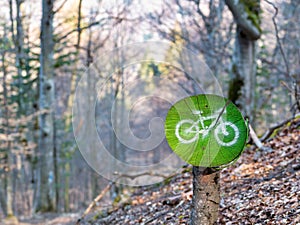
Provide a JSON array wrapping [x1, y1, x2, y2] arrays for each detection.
[[175, 108, 239, 146]]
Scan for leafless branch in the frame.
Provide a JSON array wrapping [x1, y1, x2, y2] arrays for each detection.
[[76, 0, 83, 49], [188, 0, 208, 23], [57, 19, 106, 42], [77, 171, 177, 224], [264, 0, 290, 78], [264, 0, 300, 114], [57, 14, 139, 43], [53, 0, 68, 14], [260, 113, 300, 142], [249, 124, 272, 151], [144, 209, 170, 224], [76, 182, 112, 225], [260, 58, 286, 75]]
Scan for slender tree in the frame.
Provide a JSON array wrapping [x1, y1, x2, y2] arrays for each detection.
[[15, 0, 25, 115], [1, 26, 19, 224], [34, 0, 56, 212], [62, 0, 83, 212]]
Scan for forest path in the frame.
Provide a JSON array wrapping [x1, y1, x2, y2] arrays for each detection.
[[18, 213, 79, 225]]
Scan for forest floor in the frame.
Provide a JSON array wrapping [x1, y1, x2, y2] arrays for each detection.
[[18, 213, 79, 225], [18, 118, 300, 225]]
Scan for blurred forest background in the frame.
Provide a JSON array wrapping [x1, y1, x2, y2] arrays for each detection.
[[0, 0, 299, 223]]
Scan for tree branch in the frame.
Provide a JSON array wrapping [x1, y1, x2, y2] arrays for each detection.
[[57, 14, 139, 43], [225, 0, 261, 40], [260, 113, 299, 142], [264, 0, 290, 77], [56, 19, 106, 42], [264, 0, 299, 113], [249, 124, 272, 151], [53, 0, 68, 14], [76, 182, 112, 225], [76, 171, 177, 223]]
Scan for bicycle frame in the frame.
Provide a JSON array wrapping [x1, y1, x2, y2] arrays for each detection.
[[188, 108, 227, 137]]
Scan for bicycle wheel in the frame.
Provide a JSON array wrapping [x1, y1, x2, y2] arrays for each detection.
[[214, 122, 239, 147], [175, 119, 199, 144]]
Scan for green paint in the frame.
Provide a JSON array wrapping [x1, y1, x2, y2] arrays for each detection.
[[165, 94, 248, 167]]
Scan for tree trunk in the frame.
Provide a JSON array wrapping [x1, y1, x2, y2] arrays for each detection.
[[229, 27, 257, 119], [64, 162, 70, 212], [63, 0, 82, 210], [15, 0, 24, 115], [225, 0, 261, 123], [2, 45, 18, 224], [190, 167, 220, 225], [34, 0, 56, 212], [64, 0, 82, 131]]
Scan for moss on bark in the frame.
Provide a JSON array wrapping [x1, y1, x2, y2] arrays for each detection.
[[240, 0, 261, 32], [228, 77, 244, 106]]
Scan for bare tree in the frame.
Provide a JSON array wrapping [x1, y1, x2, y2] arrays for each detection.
[[15, 0, 25, 115], [225, 0, 261, 122], [1, 25, 19, 224], [34, 0, 56, 212]]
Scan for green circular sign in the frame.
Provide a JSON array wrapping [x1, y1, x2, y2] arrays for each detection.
[[165, 94, 248, 167]]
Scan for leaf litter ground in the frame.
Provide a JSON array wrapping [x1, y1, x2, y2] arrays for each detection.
[[80, 118, 300, 225]]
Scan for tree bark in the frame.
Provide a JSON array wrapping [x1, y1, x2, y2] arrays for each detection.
[[2, 49, 12, 219], [229, 28, 257, 119], [226, 0, 261, 123], [15, 0, 25, 115], [63, 2, 83, 209], [225, 0, 261, 41], [34, 0, 56, 212], [190, 167, 220, 225], [2, 38, 19, 223]]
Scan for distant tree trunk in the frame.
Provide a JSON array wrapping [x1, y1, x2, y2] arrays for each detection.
[[15, 0, 24, 115], [5, 3, 14, 220], [84, 22, 101, 202], [0, 179, 6, 216], [225, 0, 261, 122], [190, 167, 220, 225], [64, 0, 82, 131], [63, 162, 70, 212], [8, 0, 15, 43], [2, 45, 18, 225], [34, 0, 56, 212], [63, 0, 83, 212]]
